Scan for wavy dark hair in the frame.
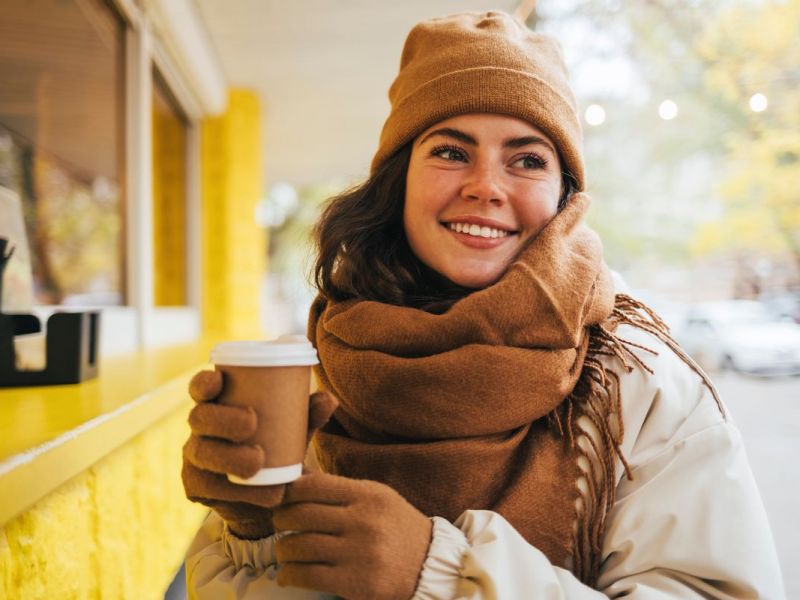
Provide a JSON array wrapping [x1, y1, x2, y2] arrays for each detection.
[[312, 143, 578, 313]]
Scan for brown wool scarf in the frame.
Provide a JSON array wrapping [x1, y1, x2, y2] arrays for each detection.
[[307, 193, 722, 586]]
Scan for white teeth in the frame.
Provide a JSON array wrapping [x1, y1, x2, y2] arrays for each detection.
[[447, 222, 510, 238]]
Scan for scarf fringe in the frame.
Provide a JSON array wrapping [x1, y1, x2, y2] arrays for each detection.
[[550, 293, 725, 586]]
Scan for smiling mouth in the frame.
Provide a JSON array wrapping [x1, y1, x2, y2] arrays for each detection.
[[440, 221, 519, 239]]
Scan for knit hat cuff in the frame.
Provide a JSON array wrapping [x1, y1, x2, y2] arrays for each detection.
[[371, 66, 585, 190]]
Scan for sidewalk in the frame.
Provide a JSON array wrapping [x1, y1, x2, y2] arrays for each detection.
[[715, 372, 799, 597]]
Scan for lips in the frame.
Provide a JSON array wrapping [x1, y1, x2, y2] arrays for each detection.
[[440, 221, 518, 249], [440, 215, 518, 246]]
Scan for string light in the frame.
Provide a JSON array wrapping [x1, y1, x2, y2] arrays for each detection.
[[658, 99, 678, 120], [584, 104, 606, 126], [749, 93, 768, 112]]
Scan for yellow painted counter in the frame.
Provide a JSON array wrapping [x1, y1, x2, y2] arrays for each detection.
[[0, 342, 214, 599]]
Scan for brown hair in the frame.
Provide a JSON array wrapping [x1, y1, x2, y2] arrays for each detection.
[[312, 143, 577, 312]]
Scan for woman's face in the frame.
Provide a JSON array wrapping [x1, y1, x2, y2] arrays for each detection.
[[404, 113, 563, 289]]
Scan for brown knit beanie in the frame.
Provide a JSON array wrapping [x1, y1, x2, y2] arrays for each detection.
[[371, 11, 585, 190]]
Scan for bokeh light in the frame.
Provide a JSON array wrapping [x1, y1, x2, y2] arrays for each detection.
[[658, 99, 678, 120], [585, 104, 606, 126]]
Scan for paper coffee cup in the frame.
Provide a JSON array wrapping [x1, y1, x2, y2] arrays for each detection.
[[210, 334, 319, 486]]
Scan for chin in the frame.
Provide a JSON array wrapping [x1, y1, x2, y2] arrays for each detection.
[[445, 267, 504, 289]]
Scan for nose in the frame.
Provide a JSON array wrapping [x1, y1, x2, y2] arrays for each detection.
[[461, 159, 504, 205]]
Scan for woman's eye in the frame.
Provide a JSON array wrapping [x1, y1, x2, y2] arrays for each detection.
[[431, 145, 467, 162], [512, 154, 547, 169]]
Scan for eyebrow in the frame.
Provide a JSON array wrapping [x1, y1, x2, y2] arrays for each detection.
[[417, 127, 556, 154]]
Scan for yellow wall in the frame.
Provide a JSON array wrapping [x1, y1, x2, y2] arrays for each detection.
[[0, 405, 207, 599], [202, 89, 266, 339]]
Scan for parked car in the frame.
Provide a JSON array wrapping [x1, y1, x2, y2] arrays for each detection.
[[674, 300, 800, 376], [759, 290, 800, 324]]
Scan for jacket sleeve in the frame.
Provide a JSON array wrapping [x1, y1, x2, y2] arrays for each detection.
[[184, 511, 336, 600], [413, 419, 785, 599], [412, 329, 786, 599]]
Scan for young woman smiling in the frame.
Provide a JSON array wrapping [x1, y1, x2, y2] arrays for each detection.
[[404, 113, 566, 289], [182, 11, 784, 599]]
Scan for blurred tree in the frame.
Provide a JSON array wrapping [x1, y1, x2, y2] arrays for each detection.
[[33, 154, 121, 303], [693, 1, 800, 274], [538, 1, 737, 275], [540, 0, 799, 292]]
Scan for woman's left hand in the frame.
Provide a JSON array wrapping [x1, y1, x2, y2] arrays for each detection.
[[272, 472, 433, 600]]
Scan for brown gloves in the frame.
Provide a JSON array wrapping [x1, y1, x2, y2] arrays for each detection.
[[182, 369, 338, 540], [272, 472, 433, 600], [183, 371, 431, 598]]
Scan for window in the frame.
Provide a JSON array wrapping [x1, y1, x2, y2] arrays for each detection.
[[0, 0, 125, 306], [0, 0, 218, 353]]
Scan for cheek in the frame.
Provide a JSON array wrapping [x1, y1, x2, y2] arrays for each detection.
[[516, 183, 560, 232], [404, 162, 425, 213], [404, 169, 448, 224]]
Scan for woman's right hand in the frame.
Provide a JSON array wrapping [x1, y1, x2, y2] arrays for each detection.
[[181, 370, 338, 540]]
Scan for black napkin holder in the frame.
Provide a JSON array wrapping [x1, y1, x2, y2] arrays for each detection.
[[0, 311, 100, 387]]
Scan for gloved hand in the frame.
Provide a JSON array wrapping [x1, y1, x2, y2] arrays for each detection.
[[182, 370, 338, 540], [272, 472, 433, 600]]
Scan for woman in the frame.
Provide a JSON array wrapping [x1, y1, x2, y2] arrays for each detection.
[[182, 11, 784, 599]]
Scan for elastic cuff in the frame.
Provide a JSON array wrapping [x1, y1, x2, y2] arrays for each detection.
[[222, 521, 290, 575], [412, 516, 471, 600]]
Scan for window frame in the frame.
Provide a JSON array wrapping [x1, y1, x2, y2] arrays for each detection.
[[115, 0, 206, 351], [2, 0, 132, 355], [12, 0, 222, 355]]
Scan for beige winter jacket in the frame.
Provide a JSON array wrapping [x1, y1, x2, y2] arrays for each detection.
[[185, 323, 786, 599]]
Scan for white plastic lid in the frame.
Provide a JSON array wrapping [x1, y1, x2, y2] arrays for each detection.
[[210, 334, 319, 367]]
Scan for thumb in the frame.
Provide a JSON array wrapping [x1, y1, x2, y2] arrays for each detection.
[[308, 391, 339, 434]]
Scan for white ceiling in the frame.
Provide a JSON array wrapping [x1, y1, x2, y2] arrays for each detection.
[[194, 0, 519, 189]]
